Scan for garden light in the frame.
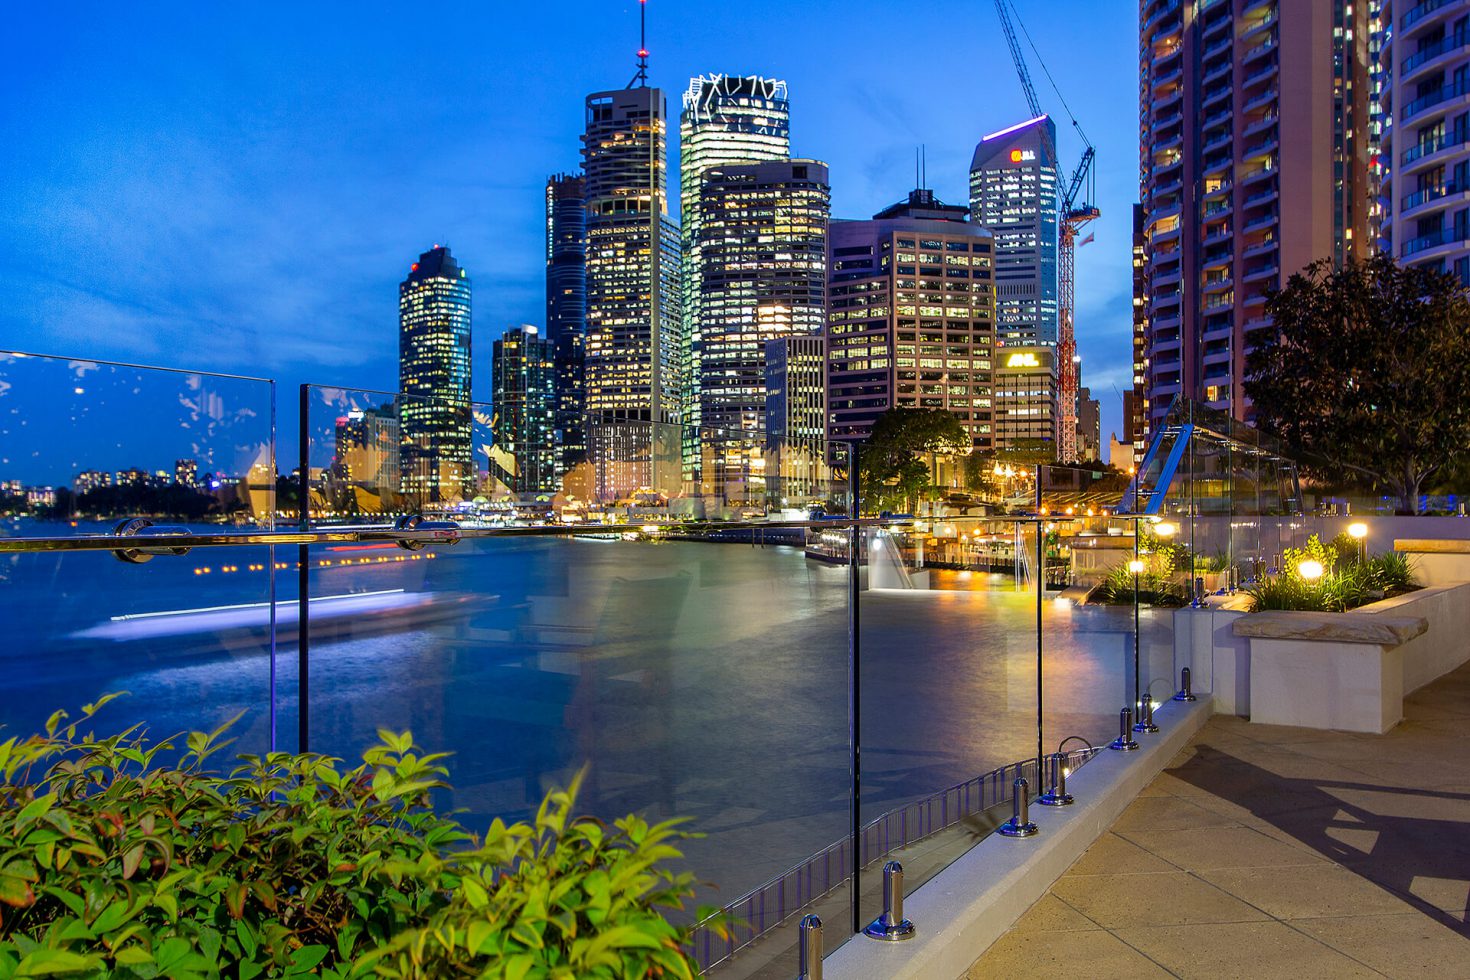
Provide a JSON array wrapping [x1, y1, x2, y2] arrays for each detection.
[[1348, 522, 1368, 540], [1155, 521, 1178, 538], [1297, 559, 1325, 581], [1128, 559, 1146, 574]]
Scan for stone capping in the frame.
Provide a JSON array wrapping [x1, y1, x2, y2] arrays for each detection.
[[1395, 538, 1470, 554], [820, 698, 1213, 980], [1232, 610, 1427, 645]]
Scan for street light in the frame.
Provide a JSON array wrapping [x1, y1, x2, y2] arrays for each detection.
[[1297, 559, 1325, 581]]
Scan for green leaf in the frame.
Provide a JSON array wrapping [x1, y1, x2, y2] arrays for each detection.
[[13, 949, 99, 976]]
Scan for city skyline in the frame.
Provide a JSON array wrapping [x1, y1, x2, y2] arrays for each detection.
[[0, 1, 1140, 448]]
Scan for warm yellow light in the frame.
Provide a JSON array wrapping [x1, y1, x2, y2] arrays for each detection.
[[641, 524, 660, 535], [1348, 522, 1368, 540], [1297, 559, 1325, 581], [1155, 521, 1178, 538], [1128, 559, 1146, 574]]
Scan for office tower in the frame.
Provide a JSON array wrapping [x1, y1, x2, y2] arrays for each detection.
[[491, 325, 557, 494], [582, 87, 682, 425], [993, 347, 1057, 450], [334, 407, 401, 499], [1377, 0, 1470, 282], [697, 160, 829, 485], [765, 335, 829, 506], [1129, 203, 1149, 458], [1139, 0, 1372, 431], [680, 75, 792, 438], [826, 189, 997, 450], [582, 81, 683, 499], [546, 173, 588, 478], [970, 115, 1060, 349], [398, 245, 473, 503]]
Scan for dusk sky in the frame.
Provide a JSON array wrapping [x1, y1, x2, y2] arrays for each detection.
[[1, 1, 1139, 459]]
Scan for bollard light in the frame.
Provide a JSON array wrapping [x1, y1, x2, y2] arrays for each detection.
[[1348, 522, 1368, 540], [1297, 559, 1325, 581], [798, 914, 823, 980], [863, 861, 916, 940], [1109, 707, 1139, 751], [998, 776, 1039, 837], [1155, 521, 1178, 538], [1128, 559, 1146, 574]]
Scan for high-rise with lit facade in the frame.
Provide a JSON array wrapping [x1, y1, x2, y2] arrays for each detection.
[[1139, 0, 1372, 431], [398, 245, 472, 503], [1376, 0, 1470, 282], [491, 325, 557, 494], [582, 86, 683, 426], [696, 160, 829, 434], [334, 407, 401, 503], [546, 173, 587, 478], [826, 189, 996, 450], [765, 335, 828, 506], [970, 115, 1060, 349], [680, 75, 791, 437], [1129, 202, 1149, 460]]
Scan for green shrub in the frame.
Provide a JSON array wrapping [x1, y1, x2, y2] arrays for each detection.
[[0, 697, 720, 979], [1367, 551, 1416, 591], [1092, 562, 1187, 607], [1246, 549, 1418, 612]]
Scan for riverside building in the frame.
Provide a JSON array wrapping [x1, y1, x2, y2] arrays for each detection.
[[398, 245, 473, 503], [826, 189, 996, 451], [545, 173, 587, 481], [1138, 0, 1372, 430], [491, 325, 558, 494]]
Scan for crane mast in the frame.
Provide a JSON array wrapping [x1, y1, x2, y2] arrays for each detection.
[[992, 0, 1098, 463]]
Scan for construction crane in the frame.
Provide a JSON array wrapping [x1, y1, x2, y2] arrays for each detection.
[[993, 0, 1099, 463]]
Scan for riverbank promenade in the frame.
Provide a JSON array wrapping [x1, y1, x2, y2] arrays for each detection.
[[967, 663, 1470, 978]]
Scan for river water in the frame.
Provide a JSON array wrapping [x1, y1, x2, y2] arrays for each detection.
[[1, 525, 1175, 905]]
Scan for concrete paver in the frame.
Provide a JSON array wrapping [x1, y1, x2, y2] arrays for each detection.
[[965, 662, 1470, 979]]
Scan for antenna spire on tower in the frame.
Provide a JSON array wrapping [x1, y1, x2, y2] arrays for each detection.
[[633, 0, 649, 87]]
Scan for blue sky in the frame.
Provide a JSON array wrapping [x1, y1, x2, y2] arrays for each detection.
[[0, 1, 1139, 469]]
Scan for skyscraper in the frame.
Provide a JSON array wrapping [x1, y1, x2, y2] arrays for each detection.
[[582, 80, 683, 500], [1139, 0, 1372, 430], [1129, 202, 1149, 459], [680, 75, 792, 437], [826, 189, 996, 450], [582, 86, 682, 426], [398, 245, 472, 504], [491, 325, 557, 494], [1376, 0, 1470, 283], [545, 173, 587, 479], [970, 115, 1060, 349], [335, 407, 401, 506]]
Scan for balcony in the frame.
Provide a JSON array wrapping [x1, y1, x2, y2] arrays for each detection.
[[1401, 28, 1468, 78], [1402, 76, 1470, 122], [1402, 0, 1456, 32], [1401, 130, 1469, 168], [1402, 225, 1467, 255], [1401, 181, 1466, 213], [1242, 37, 1278, 64]]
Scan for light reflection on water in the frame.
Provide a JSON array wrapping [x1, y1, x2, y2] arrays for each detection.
[[2, 533, 1174, 903]]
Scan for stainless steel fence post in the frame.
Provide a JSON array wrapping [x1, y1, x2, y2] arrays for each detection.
[[1174, 666, 1197, 702], [798, 914, 823, 979], [998, 775, 1039, 837], [1038, 751, 1074, 806], [1134, 691, 1159, 734], [862, 861, 916, 940], [1109, 707, 1139, 750]]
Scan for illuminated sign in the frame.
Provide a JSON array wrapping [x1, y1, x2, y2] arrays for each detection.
[[1006, 352, 1040, 368], [1009, 149, 1036, 163]]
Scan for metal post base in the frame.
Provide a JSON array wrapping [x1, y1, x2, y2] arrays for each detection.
[[1173, 690, 1197, 702], [1037, 790, 1073, 806], [1132, 720, 1160, 734], [1108, 734, 1139, 751], [863, 914, 916, 941], [998, 817, 1039, 837]]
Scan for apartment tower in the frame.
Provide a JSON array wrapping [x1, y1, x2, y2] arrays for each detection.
[[398, 245, 473, 503]]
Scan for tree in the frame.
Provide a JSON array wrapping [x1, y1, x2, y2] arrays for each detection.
[[1245, 255, 1470, 514], [858, 408, 969, 513]]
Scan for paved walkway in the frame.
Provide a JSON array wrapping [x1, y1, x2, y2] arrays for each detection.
[[967, 662, 1470, 979]]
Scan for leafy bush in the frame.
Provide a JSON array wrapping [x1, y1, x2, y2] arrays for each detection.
[[1092, 562, 1188, 607], [0, 697, 719, 979], [1246, 549, 1418, 612]]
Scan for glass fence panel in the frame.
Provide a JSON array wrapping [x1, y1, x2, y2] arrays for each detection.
[[0, 350, 279, 755], [297, 525, 853, 972], [856, 515, 1041, 929]]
